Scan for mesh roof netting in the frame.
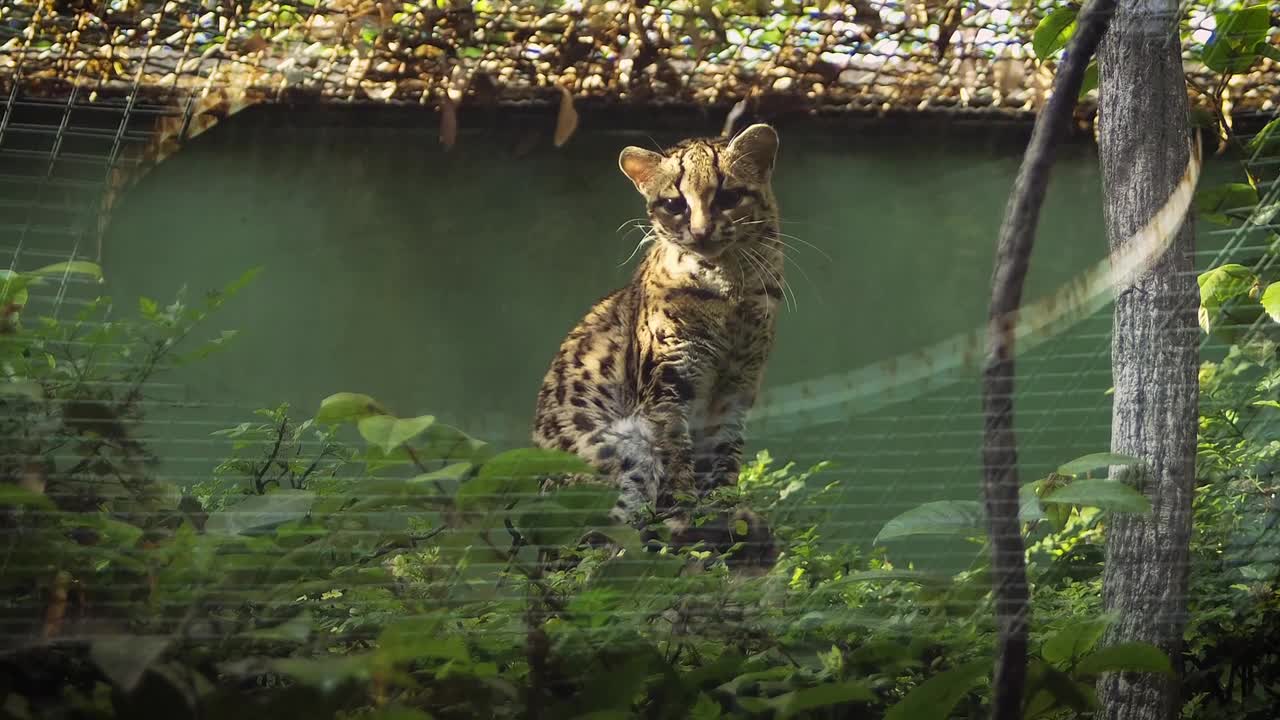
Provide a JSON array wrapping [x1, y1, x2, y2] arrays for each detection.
[[1, 0, 1276, 117]]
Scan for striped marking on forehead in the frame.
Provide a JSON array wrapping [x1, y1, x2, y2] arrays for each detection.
[[675, 143, 721, 202]]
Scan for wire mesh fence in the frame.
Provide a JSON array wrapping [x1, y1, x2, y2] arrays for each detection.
[[2, 1, 1280, 718]]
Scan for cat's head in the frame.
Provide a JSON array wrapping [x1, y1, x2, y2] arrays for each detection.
[[618, 124, 778, 260]]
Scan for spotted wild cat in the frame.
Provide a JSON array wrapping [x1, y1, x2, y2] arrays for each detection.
[[532, 124, 785, 542]]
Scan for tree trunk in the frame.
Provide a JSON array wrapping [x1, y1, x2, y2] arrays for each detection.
[[1096, 1, 1197, 718]]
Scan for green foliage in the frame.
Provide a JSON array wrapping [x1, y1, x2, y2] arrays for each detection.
[[1189, 73, 1280, 716], [1032, 6, 1077, 61], [1201, 5, 1274, 75]]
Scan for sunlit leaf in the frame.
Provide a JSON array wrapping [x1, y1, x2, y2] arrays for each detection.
[[1032, 7, 1077, 60], [1197, 264, 1258, 333], [883, 659, 988, 720], [205, 490, 316, 535], [269, 654, 377, 692], [1248, 117, 1280, 155], [1041, 616, 1113, 665], [1077, 60, 1098, 98], [1202, 5, 1270, 74], [358, 414, 436, 454], [873, 500, 985, 545], [316, 392, 388, 425], [767, 680, 874, 717], [1040, 479, 1151, 515], [1075, 642, 1173, 676], [1056, 452, 1141, 477], [1261, 282, 1280, 323], [0, 483, 55, 510], [28, 260, 103, 281]]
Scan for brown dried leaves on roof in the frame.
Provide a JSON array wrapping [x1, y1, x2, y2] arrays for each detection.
[[0, 1, 1275, 119]]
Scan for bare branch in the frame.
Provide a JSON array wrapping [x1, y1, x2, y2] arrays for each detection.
[[983, 1, 1118, 716]]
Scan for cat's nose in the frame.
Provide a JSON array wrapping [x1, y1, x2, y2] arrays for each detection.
[[689, 228, 712, 245]]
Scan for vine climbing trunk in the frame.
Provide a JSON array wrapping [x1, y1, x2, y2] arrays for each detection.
[[982, 1, 1116, 717], [1096, 2, 1198, 719]]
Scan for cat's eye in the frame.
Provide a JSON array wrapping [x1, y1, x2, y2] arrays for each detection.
[[658, 196, 687, 214], [714, 188, 744, 208]]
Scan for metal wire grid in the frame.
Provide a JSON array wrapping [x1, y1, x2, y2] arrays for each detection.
[[1, 48, 1277, 655], [1, 1, 1276, 116]]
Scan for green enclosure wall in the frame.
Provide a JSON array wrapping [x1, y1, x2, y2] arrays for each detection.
[[100, 109, 1221, 570]]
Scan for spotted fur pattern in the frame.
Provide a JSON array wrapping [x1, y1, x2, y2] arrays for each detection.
[[532, 124, 784, 529]]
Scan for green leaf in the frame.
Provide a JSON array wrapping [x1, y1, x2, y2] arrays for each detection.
[[0, 270, 30, 306], [1057, 452, 1141, 477], [0, 484, 55, 510], [456, 448, 595, 511], [67, 514, 145, 547], [1198, 264, 1258, 333], [28, 260, 103, 281], [767, 680, 874, 718], [316, 392, 388, 425], [456, 476, 536, 512], [1074, 642, 1173, 676], [481, 447, 594, 482], [90, 636, 171, 691], [544, 483, 619, 521], [0, 380, 43, 401], [1041, 479, 1151, 514], [1019, 481, 1046, 522], [415, 421, 490, 463], [1196, 183, 1259, 225], [205, 490, 316, 535], [1041, 616, 1113, 665], [1203, 5, 1271, 74], [1261, 282, 1280, 323], [1258, 43, 1280, 63], [358, 414, 435, 454], [1027, 660, 1097, 713], [1032, 7, 1077, 60], [1077, 60, 1098, 98], [873, 500, 985, 545], [377, 618, 470, 665], [592, 549, 684, 592], [408, 461, 472, 489], [884, 659, 988, 720], [689, 693, 722, 720], [517, 484, 616, 547], [221, 265, 263, 298], [517, 500, 589, 547], [1248, 117, 1280, 155], [242, 611, 314, 644], [269, 654, 376, 691]]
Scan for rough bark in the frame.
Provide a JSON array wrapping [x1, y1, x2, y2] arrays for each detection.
[[1096, 1, 1197, 718], [982, 1, 1116, 717]]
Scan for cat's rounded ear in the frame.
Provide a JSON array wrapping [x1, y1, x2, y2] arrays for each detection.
[[726, 123, 779, 181], [619, 147, 664, 191]]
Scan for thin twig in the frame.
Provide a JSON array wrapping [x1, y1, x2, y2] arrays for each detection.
[[982, 0, 1117, 717], [252, 416, 288, 494]]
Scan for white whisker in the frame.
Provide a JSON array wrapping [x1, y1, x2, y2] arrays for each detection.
[[769, 232, 832, 262], [618, 232, 655, 267], [615, 216, 649, 233], [737, 247, 776, 319], [744, 246, 794, 313]]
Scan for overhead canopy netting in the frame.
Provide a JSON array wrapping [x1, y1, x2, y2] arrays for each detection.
[[1, 0, 1276, 117]]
